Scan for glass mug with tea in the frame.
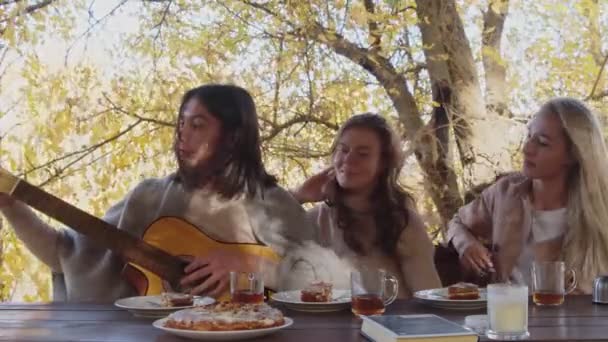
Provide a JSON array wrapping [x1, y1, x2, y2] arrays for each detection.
[[532, 261, 577, 306], [487, 283, 530, 340], [350, 269, 398, 316], [230, 271, 264, 304]]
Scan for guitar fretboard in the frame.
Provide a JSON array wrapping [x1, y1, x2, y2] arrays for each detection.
[[11, 179, 185, 284]]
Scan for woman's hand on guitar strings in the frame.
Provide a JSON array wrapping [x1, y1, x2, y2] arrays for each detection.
[[180, 250, 256, 298]]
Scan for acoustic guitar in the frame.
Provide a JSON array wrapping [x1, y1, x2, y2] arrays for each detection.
[[0, 167, 281, 301]]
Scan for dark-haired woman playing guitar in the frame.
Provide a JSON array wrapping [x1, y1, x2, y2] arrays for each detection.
[[0, 84, 321, 302]]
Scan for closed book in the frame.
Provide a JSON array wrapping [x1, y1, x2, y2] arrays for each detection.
[[361, 314, 478, 342]]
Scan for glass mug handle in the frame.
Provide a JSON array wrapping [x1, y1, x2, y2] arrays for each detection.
[[565, 269, 577, 294], [383, 275, 399, 306]]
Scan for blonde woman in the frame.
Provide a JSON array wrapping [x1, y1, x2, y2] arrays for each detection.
[[447, 98, 608, 293]]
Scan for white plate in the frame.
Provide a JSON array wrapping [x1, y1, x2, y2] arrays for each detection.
[[114, 295, 215, 318], [414, 288, 487, 310], [271, 289, 351, 312], [152, 317, 293, 340]]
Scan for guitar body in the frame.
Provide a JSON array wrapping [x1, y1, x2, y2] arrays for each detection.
[[122, 217, 281, 301]]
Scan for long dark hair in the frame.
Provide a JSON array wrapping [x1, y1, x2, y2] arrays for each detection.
[[329, 113, 413, 257], [173, 84, 276, 198]]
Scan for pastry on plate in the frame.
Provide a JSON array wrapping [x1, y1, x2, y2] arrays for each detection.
[[447, 282, 480, 300], [160, 292, 194, 307], [300, 281, 333, 302]]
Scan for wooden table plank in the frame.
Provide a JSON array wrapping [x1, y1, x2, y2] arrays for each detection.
[[0, 311, 134, 322], [0, 296, 606, 341], [0, 303, 121, 311]]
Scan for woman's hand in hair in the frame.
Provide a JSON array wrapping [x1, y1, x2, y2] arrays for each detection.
[[461, 240, 494, 275], [291, 167, 335, 204]]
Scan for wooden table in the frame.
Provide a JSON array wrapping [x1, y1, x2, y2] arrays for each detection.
[[1, 296, 607, 341]]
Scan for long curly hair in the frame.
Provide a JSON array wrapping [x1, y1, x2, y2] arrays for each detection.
[[328, 113, 414, 257]]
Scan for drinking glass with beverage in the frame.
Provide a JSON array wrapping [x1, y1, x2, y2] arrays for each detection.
[[350, 269, 398, 316], [230, 271, 264, 304], [532, 261, 577, 306], [487, 283, 530, 340]]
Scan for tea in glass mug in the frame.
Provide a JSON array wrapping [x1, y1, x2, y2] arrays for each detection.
[[350, 269, 398, 316], [230, 271, 264, 304], [532, 261, 577, 306]]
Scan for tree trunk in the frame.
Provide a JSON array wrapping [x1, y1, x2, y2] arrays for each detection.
[[0, 217, 4, 300], [482, 0, 510, 117], [416, 0, 516, 188], [415, 1, 451, 84]]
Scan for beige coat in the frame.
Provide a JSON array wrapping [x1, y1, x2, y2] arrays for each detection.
[[306, 203, 441, 299], [446, 173, 590, 292]]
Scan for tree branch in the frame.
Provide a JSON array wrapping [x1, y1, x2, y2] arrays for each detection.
[[64, 0, 128, 65], [583, 0, 603, 67], [101, 92, 175, 127], [19, 0, 53, 15], [261, 115, 338, 142], [267, 143, 332, 158], [363, 0, 381, 51], [152, 0, 173, 43], [20, 119, 143, 178], [239, 0, 423, 135], [339, 0, 351, 34], [216, 1, 285, 40], [586, 54, 608, 100], [38, 126, 163, 187], [240, 0, 285, 21], [0, 0, 57, 28], [309, 24, 425, 132], [303, 41, 316, 131], [0, 1, 21, 6], [589, 89, 608, 101], [272, 37, 284, 123]]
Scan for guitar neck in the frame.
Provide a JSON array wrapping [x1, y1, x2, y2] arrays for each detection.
[[0, 169, 184, 284]]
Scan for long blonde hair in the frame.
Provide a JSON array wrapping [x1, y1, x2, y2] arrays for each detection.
[[543, 98, 608, 285]]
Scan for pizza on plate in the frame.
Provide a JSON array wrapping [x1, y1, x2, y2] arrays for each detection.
[[164, 302, 285, 331]]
